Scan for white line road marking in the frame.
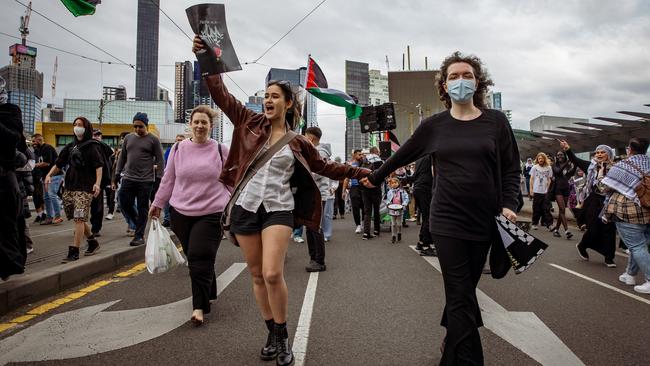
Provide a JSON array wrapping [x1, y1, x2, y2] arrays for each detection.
[[410, 246, 584, 366], [548, 263, 650, 306], [0, 263, 247, 365], [293, 272, 319, 366]]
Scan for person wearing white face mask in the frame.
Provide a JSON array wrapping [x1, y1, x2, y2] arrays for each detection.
[[45, 117, 104, 262], [361, 51, 520, 365]]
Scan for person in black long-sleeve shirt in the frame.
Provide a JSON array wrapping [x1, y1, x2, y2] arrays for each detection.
[[550, 151, 577, 238], [362, 52, 520, 365]]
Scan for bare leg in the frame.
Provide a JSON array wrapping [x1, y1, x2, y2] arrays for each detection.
[[72, 221, 91, 247], [236, 232, 273, 321], [261, 225, 292, 324]]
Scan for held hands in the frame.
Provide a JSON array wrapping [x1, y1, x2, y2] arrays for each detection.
[[192, 36, 205, 53], [149, 206, 162, 219], [502, 207, 517, 223], [360, 177, 375, 189], [110, 182, 117, 191]]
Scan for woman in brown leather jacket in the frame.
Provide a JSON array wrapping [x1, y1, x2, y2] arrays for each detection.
[[194, 37, 369, 366]]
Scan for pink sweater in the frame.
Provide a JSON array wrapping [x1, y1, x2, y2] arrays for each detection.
[[152, 139, 231, 217]]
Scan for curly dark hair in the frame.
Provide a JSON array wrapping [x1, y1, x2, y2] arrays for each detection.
[[436, 51, 494, 109]]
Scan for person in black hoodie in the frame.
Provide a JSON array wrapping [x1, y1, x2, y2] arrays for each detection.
[[0, 76, 27, 280], [362, 52, 520, 365], [45, 117, 104, 262]]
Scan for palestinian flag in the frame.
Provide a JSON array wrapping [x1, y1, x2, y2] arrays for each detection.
[[60, 0, 101, 17], [305, 57, 363, 120]]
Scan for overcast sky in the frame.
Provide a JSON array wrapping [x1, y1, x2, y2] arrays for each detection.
[[2, 0, 649, 158]]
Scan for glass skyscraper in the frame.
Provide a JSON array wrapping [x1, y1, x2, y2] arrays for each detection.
[[345, 60, 369, 160], [63, 99, 174, 125], [135, 0, 160, 101]]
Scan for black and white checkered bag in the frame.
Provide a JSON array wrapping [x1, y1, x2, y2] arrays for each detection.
[[495, 215, 548, 274]]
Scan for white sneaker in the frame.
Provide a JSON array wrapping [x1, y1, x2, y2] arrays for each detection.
[[105, 213, 114, 220], [633, 281, 650, 294], [293, 236, 304, 243], [26, 247, 34, 255], [619, 272, 636, 286], [625, 249, 630, 255], [355, 225, 363, 234], [532, 225, 538, 230]]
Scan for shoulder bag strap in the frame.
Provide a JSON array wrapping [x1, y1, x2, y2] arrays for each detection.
[[223, 131, 297, 223]]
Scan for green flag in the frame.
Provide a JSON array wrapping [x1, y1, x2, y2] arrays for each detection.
[[60, 0, 100, 17]]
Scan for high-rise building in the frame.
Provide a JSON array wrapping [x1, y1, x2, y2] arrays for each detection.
[[135, 0, 160, 101], [388, 70, 445, 145], [156, 86, 170, 103], [266, 67, 317, 127], [486, 91, 502, 110], [0, 43, 44, 134], [102, 86, 127, 101], [369, 69, 389, 106], [41, 104, 64, 122], [344, 60, 370, 160], [174, 61, 193, 122]]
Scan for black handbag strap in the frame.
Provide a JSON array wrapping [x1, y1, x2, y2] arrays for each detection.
[[223, 131, 298, 225]]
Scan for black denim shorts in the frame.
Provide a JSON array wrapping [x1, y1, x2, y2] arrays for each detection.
[[230, 204, 294, 235]]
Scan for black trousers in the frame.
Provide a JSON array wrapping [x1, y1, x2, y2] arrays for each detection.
[[349, 186, 364, 226], [105, 186, 115, 214], [362, 187, 381, 235], [170, 208, 222, 313], [414, 188, 433, 245], [306, 222, 325, 265], [90, 193, 104, 234], [32, 176, 44, 210], [334, 184, 345, 217], [118, 179, 153, 239], [432, 234, 491, 366], [0, 170, 25, 280], [531, 193, 552, 226]]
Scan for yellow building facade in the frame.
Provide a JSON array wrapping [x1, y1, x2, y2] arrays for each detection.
[[34, 122, 160, 148]]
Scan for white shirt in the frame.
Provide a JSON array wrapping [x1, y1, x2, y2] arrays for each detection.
[[236, 144, 295, 213], [530, 165, 553, 194]]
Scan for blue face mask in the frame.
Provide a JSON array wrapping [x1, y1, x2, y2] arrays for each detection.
[[446, 79, 476, 104]]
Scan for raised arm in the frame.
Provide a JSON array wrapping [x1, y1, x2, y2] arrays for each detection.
[[194, 36, 260, 129], [559, 139, 591, 172]]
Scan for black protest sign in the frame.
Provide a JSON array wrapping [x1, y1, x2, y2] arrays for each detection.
[[186, 3, 242, 75]]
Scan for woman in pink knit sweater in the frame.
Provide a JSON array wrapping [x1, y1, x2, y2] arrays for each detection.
[[149, 105, 231, 325]]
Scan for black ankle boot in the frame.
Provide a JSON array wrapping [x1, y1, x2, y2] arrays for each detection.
[[260, 319, 277, 361], [274, 322, 294, 366]]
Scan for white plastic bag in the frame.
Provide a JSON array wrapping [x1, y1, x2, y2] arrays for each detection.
[[145, 218, 186, 274]]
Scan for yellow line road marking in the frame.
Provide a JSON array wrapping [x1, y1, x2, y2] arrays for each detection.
[[0, 323, 16, 332], [1, 262, 149, 334], [10, 315, 37, 323]]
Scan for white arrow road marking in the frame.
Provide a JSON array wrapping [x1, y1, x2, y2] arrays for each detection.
[[0, 262, 247, 365], [293, 272, 319, 366], [410, 246, 584, 366], [549, 263, 650, 306]]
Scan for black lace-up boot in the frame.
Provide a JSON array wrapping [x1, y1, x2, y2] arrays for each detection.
[[275, 322, 294, 366], [260, 319, 277, 361]]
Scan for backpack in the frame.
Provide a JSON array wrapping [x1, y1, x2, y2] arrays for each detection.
[[626, 160, 650, 208], [69, 140, 111, 187]]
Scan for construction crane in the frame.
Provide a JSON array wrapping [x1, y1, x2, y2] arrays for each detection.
[[385, 55, 390, 71], [19, 1, 32, 46], [51, 56, 58, 99]]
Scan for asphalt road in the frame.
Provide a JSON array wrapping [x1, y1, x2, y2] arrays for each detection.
[[1, 216, 649, 366]]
